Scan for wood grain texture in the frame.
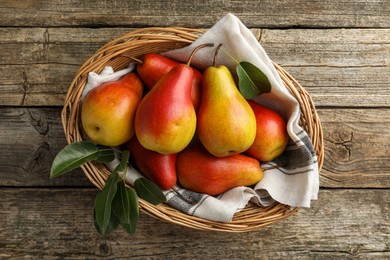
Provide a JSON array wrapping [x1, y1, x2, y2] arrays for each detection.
[[0, 108, 91, 187], [0, 28, 389, 107], [0, 188, 388, 259], [261, 29, 390, 107], [0, 0, 389, 28], [319, 108, 390, 188], [1, 107, 389, 188], [0, 27, 129, 106]]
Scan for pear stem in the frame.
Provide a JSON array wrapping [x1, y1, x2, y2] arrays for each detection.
[[213, 43, 223, 67], [186, 43, 214, 66]]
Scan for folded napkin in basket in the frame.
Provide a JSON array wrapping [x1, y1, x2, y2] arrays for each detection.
[[82, 13, 319, 222]]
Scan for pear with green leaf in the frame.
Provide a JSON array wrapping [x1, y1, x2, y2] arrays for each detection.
[[197, 45, 256, 157]]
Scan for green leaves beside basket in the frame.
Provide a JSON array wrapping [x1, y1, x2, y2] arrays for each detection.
[[50, 141, 166, 236]]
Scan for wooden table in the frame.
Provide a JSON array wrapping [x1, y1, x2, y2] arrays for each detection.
[[1, 1, 389, 259]]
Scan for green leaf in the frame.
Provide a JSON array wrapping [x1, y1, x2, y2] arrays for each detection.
[[94, 208, 119, 236], [112, 183, 139, 235], [134, 178, 166, 205], [121, 222, 137, 236], [95, 146, 116, 163], [94, 172, 119, 234], [50, 141, 99, 179], [236, 61, 271, 99]]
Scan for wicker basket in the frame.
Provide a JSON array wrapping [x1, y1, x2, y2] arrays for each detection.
[[62, 27, 324, 232]]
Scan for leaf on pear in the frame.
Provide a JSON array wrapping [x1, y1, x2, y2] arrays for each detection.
[[50, 141, 99, 179], [94, 171, 119, 234], [112, 182, 139, 235], [134, 178, 166, 205], [236, 61, 271, 99]]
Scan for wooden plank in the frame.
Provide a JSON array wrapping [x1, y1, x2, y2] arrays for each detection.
[[1, 188, 388, 258], [0, 108, 92, 187], [319, 108, 390, 188], [1, 107, 389, 188], [0, 0, 389, 28], [0, 64, 79, 106], [0, 27, 130, 106], [261, 28, 390, 107], [0, 28, 388, 107]]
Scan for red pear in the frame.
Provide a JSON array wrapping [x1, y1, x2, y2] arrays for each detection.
[[135, 44, 213, 154], [136, 53, 203, 111], [126, 137, 177, 190], [177, 145, 263, 196], [246, 100, 289, 162], [134, 64, 196, 154]]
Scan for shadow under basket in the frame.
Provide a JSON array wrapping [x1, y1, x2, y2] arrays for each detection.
[[62, 27, 324, 232]]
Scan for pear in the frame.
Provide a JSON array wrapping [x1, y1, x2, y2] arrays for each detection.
[[134, 64, 195, 154], [135, 43, 213, 154], [197, 65, 257, 157], [246, 100, 289, 162], [126, 137, 177, 190], [136, 53, 203, 111], [81, 72, 143, 146], [177, 145, 263, 195]]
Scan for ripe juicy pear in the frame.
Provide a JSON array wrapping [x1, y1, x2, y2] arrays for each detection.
[[126, 137, 176, 190], [135, 64, 196, 154], [81, 72, 143, 146], [197, 65, 257, 157], [177, 145, 263, 196], [136, 53, 203, 111], [136, 53, 178, 89], [246, 100, 289, 162]]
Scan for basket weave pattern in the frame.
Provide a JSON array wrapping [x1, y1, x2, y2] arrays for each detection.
[[62, 28, 324, 232]]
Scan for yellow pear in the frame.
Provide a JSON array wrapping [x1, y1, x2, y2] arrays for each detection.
[[81, 73, 143, 146], [197, 65, 256, 157]]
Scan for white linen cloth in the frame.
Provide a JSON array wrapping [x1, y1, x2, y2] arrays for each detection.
[[82, 13, 319, 222]]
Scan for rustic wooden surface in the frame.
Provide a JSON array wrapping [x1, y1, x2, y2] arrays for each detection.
[[0, 0, 389, 259]]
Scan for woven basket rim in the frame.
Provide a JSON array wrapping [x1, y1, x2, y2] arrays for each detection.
[[62, 27, 324, 232]]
